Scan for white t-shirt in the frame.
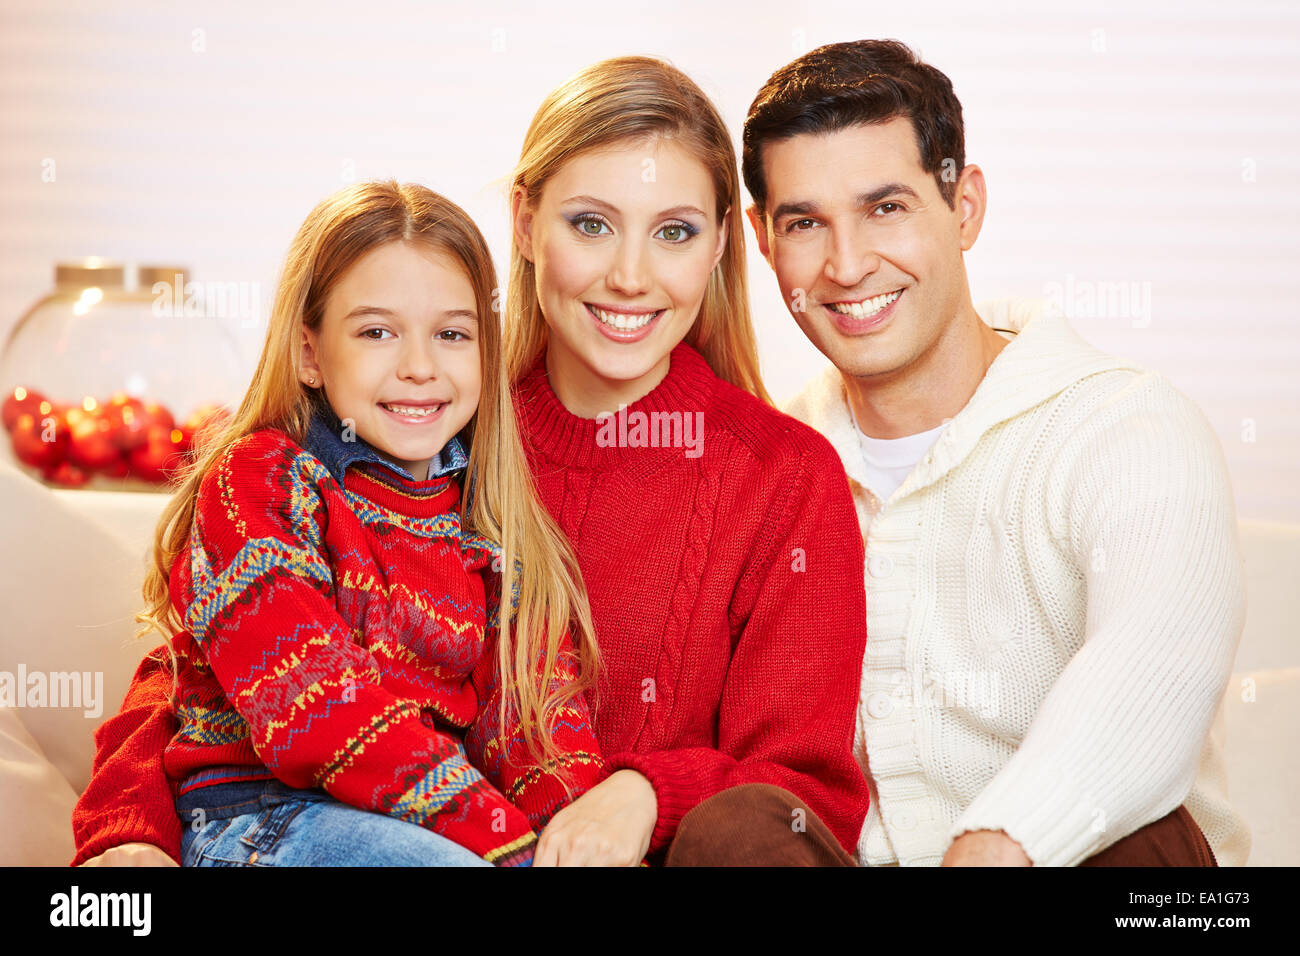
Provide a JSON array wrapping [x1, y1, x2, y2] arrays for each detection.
[[847, 407, 949, 502]]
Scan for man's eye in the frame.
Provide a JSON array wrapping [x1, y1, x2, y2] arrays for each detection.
[[875, 202, 904, 216], [787, 218, 816, 233]]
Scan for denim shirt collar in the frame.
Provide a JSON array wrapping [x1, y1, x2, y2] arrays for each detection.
[[304, 403, 469, 485]]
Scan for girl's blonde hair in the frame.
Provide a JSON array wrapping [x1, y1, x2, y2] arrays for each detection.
[[506, 55, 772, 403], [137, 180, 599, 769]]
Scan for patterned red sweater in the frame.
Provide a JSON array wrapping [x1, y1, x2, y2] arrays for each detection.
[[130, 423, 602, 866], [71, 342, 869, 864]]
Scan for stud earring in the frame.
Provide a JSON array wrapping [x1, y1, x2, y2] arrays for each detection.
[[307, 376, 316, 386]]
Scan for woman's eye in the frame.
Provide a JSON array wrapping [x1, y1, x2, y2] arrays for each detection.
[[360, 328, 393, 340], [655, 222, 698, 243], [572, 215, 611, 237]]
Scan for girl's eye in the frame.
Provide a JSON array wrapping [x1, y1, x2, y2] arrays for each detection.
[[360, 328, 393, 340], [438, 329, 469, 342], [655, 221, 699, 243], [571, 214, 612, 237]]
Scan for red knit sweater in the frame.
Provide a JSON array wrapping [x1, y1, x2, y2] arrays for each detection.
[[71, 342, 870, 864], [99, 425, 605, 866]]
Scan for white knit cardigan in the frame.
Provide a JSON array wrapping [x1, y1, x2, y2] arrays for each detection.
[[783, 299, 1249, 867]]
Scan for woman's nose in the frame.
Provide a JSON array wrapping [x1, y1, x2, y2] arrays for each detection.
[[607, 239, 652, 297]]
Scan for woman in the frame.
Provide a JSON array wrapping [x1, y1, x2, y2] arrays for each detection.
[[73, 56, 869, 867]]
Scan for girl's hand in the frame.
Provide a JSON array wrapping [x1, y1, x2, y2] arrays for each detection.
[[78, 843, 179, 867], [534, 769, 657, 866]]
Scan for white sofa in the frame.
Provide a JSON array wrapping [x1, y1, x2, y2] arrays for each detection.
[[0, 457, 1296, 866]]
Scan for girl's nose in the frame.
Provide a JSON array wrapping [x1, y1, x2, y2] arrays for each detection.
[[397, 337, 439, 382]]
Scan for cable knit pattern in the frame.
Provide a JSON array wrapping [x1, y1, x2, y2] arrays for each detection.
[[784, 298, 1250, 866]]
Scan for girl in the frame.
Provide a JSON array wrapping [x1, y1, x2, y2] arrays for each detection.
[[74, 58, 869, 868], [119, 181, 605, 866]]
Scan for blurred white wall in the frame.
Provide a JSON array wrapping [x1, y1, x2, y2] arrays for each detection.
[[2, 0, 1296, 520]]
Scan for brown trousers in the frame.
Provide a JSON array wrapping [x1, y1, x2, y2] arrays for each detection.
[[664, 783, 1217, 867]]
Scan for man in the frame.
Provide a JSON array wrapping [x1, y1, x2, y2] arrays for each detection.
[[741, 39, 1248, 866]]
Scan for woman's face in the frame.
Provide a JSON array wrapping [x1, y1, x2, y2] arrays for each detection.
[[513, 136, 728, 418], [299, 240, 482, 480]]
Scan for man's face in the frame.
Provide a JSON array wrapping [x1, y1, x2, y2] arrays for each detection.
[[748, 117, 982, 382]]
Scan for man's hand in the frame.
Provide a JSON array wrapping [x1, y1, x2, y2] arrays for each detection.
[[941, 829, 1032, 866], [534, 769, 657, 866], [78, 843, 179, 867]]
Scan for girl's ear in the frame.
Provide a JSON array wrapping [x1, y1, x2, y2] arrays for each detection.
[[299, 326, 322, 389], [511, 186, 536, 263], [710, 206, 730, 272]]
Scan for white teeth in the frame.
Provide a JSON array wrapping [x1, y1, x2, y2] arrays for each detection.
[[383, 403, 442, 417], [828, 290, 902, 319], [590, 305, 659, 331]]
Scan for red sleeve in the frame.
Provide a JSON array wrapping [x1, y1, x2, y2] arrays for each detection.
[[606, 439, 870, 855], [179, 432, 535, 865], [70, 649, 183, 866], [464, 556, 608, 832]]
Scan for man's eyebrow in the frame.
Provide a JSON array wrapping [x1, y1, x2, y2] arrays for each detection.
[[858, 183, 919, 206], [561, 195, 707, 219], [342, 306, 478, 322], [770, 183, 921, 221]]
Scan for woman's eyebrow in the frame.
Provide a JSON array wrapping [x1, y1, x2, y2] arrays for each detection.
[[561, 195, 707, 219]]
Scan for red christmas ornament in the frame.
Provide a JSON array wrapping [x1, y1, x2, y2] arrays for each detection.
[[3, 386, 48, 432], [128, 423, 188, 483], [102, 392, 152, 451], [43, 460, 92, 488], [65, 403, 125, 471], [10, 411, 66, 469]]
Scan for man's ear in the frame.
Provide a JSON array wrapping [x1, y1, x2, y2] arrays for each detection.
[[955, 164, 987, 252], [745, 204, 773, 262], [511, 186, 535, 262], [299, 326, 322, 388]]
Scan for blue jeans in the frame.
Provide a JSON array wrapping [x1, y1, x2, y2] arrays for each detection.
[[177, 777, 493, 867]]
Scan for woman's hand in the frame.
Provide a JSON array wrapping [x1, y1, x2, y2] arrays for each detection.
[[533, 769, 657, 866], [78, 843, 179, 867]]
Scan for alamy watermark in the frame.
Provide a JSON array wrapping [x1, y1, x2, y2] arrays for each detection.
[[1044, 274, 1152, 328], [0, 665, 103, 718], [152, 273, 262, 328], [595, 405, 704, 458]]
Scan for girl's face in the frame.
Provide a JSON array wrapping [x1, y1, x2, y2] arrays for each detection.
[[512, 136, 728, 418], [299, 240, 481, 481]]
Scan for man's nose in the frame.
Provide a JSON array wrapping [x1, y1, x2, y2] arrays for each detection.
[[607, 238, 652, 297], [824, 227, 881, 288]]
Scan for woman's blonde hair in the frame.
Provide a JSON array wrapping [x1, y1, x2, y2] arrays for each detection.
[[137, 180, 599, 770], [506, 55, 771, 403]]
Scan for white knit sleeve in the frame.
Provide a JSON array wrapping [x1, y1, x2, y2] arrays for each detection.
[[948, 373, 1245, 866]]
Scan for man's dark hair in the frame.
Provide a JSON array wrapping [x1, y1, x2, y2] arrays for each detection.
[[742, 39, 965, 214]]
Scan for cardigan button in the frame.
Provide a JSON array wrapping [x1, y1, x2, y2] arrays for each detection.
[[867, 554, 895, 578], [865, 692, 894, 719]]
